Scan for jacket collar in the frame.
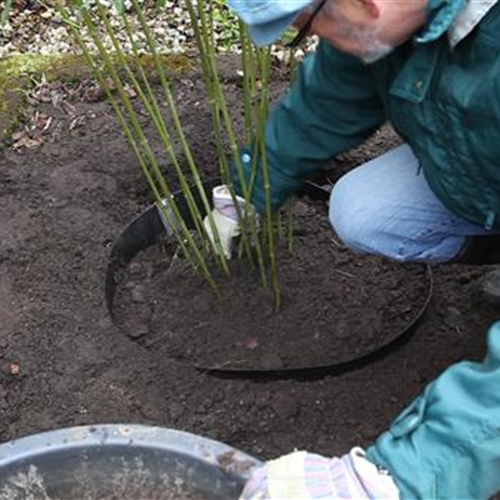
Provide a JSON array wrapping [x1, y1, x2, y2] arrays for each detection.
[[448, 0, 499, 46], [415, 0, 499, 47]]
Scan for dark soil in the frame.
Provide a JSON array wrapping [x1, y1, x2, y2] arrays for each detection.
[[114, 198, 429, 370], [1, 57, 499, 494]]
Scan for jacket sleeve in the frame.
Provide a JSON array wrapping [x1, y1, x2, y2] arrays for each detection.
[[367, 321, 500, 500], [233, 41, 387, 212]]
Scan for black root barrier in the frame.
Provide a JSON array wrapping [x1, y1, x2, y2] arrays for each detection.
[[105, 180, 433, 379]]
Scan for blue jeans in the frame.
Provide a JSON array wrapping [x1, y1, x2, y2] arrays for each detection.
[[329, 144, 495, 263]]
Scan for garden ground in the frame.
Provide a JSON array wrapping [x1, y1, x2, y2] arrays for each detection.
[[0, 59, 498, 473]]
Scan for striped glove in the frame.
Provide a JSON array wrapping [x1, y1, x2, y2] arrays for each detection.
[[203, 184, 255, 259], [240, 448, 400, 500]]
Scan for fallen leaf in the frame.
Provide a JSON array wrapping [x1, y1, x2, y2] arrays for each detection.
[[13, 136, 43, 150], [51, 92, 65, 109], [9, 362, 20, 375], [124, 85, 137, 98], [69, 116, 86, 131], [62, 101, 76, 116], [42, 116, 53, 132], [11, 130, 25, 141]]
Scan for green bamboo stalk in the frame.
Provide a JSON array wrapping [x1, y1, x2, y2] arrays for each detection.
[[203, 0, 233, 186], [112, 0, 124, 14], [193, 0, 268, 284], [238, 37, 278, 293], [60, 4, 219, 292], [234, 28, 266, 204], [258, 148, 279, 306], [62, 0, 282, 300], [208, 0, 216, 48], [277, 211, 284, 241], [184, 0, 232, 189], [178, 5, 250, 272], [235, 26, 278, 291], [96, 8, 171, 198], [131, 0, 232, 274], [287, 208, 295, 252], [235, 25, 261, 261], [187, 0, 263, 275], [104, 6, 230, 273], [193, 0, 235, 186], [192, 1, 246, 196], [256, 50, 280, 309], [239, 21, 254, 145]]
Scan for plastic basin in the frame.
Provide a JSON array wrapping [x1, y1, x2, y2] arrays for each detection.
[[0, 425, 261, 500]]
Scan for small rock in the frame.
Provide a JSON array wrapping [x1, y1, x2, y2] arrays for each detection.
[[131, 284, 147, 303], [128, 323, 149, 339]]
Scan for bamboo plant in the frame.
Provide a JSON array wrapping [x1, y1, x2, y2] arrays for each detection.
[[58, 0, 285, 308]]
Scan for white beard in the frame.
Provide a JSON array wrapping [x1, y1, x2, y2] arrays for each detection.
[[324, 1, 395, 64], [359, 37, 394, 64]]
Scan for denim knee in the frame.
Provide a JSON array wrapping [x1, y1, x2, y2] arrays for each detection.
[[329, 174, 412, 261], [327, 144, 486, 263], [329, 176, 466, 263]]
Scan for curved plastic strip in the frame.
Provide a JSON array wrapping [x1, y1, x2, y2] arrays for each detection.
[[104, 181, 433, 379]]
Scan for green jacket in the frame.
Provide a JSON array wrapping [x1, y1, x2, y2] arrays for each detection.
[[366, 320, 500, 500], [237, 0, 500, 231], [234, 6, 500, 496]]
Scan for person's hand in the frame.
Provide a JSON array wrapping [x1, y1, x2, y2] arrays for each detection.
[[239, 448, 400, 500], [203, 184, 255, 259]]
